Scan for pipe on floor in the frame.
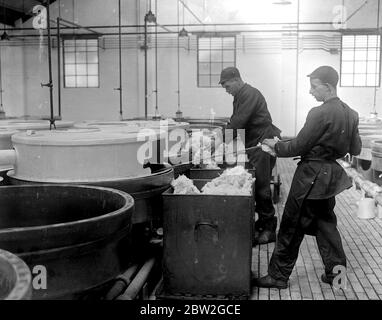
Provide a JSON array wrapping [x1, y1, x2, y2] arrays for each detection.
[[116, 257, 156, 300], [105, 264, 139, 300]]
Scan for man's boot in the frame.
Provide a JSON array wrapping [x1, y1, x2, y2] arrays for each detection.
[[253, 217, 277, 245]]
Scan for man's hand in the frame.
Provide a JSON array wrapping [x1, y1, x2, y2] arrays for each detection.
[[262, 138, 277, 149], [261, 137, 279, 157]]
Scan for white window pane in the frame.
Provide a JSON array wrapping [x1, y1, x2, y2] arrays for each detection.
[[223, 37, 235, 49], [354, 49, 367, 60], [367, 49, 379, 60], [341, 74, 353, 86], [342, 35, 354, 48], [354, 61, 367, 73], [65, 64, 75, 75], [65, 52, 75, 63], [355, 35, 368, 48], [199, 51, 210, 62], [367, 74, 378, 86], [65, 40, 75, 47], [87, 39, 97, 46], [223, 50, 234, 61], [341, 49, 354, 61], [76, 39, 86, 46], [77, 76, 87, 87], [210, 38, 222, 49], [76, 64, 87, 75], [76, 52, 87, 63], [199, 62, 210, 74], [367, 35, 379, 48], [211, 75, 220, 86], [342, 61, 354, 73], [87, 64, 98, 75], [199, 75, 210, 87], [65, 76, 76, 87], [87, 52, 98, 63], [354, 74, 366, 86], [64, 45, 75, 52], [211, 63, 222, 74], [198, 38, 210, 50], [210, 50, 222, 61], [87, 76, 99, 87], [367, 60, 379, 73]]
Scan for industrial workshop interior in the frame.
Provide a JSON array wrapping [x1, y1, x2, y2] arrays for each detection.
[[1, 0, 382, 304]]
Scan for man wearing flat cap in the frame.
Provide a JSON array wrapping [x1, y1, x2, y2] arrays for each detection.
[[253, 66, 362, 289], [218, 66, 282, 245]]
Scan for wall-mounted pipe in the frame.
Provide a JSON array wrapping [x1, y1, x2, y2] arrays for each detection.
[[144, 18, 148, 119], [5, 22, 338, 32], [116, 257, 156, 300], [57, 17, 61, 119], [41, 0, 55, 130], [118, 0, 123, 120]]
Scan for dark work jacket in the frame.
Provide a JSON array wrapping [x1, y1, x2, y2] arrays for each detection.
[[273, 97, 361, 236], [275, 97, 362, 201], [225, 83, 281, 148]]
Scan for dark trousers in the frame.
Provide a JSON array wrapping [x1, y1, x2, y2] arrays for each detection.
[[268, 197, 347, 281], [247, 148, 276, 227]]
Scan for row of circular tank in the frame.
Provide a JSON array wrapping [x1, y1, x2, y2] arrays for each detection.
[[0, 118, 197, 299]]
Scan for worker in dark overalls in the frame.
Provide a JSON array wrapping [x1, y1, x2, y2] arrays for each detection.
[[253, 66, 362, 288], [217, 67, 282, 245]]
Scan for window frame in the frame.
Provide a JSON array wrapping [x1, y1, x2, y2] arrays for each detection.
[[340, 33, 382, 88], [62, 35, 100, 89], [197, 33, 237, 88]]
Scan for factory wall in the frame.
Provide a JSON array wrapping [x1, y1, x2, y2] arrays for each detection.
[[1, 0, 382, 136]]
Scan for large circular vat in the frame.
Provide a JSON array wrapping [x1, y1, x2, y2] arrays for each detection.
[[0, 184, 134, 299]]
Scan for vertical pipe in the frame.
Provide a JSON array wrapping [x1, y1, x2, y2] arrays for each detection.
[[294, 0, 300, 136], [177, 0, 180, 113], [57, 17, 61, 118], [119, 0, 123, 120], [154, 0, 158, 117], [46, 0, 55, 129], [373, 0, 380, 114], [144, 19, 148, 119]]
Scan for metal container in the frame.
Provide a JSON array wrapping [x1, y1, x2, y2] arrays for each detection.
[[7, 166, 173, 225], [0, 129, 17, 172], [0, 184, 134, 300], [0, 129, 164, 182], [162, 179, 253, 299], [73, 120, 166, 163], [0, 249, 32, 300], [74, 120, 190, 163], [0, 119, 74, 130]]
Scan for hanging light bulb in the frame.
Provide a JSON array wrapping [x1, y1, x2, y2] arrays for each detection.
[[178, 27, 188, 37], [144, 0, 156, 23], [144, 10, 156, 23], [0, 30, 10, 41], [1, 1, 10, 41]]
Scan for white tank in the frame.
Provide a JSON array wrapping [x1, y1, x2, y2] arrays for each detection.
[[0, 128, 164, 183]]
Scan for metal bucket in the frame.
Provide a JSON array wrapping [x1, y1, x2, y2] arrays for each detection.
[[0, 249, 32, 300], [0, 184, 134, 300]]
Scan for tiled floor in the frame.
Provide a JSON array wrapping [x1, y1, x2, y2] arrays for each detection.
[[250, 158, 382, 300]]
